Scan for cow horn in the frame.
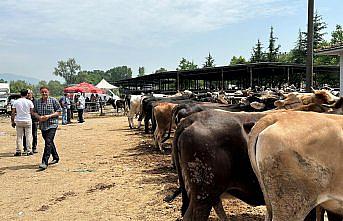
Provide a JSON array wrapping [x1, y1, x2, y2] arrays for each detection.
[[310, 87, 316, 93]]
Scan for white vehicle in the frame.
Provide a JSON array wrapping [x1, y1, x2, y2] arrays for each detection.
[[0, 83, 10, 113]]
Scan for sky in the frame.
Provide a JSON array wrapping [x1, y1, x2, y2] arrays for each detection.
[[0, 0, 342, 82]]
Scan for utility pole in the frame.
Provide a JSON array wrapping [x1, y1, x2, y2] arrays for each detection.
[[306, 0, 314, 92]]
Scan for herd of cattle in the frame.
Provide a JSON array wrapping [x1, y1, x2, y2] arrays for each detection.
[[114, 89, 343, 221]]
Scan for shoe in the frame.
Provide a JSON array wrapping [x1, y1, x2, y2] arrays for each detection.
[[50, 159, 59, 165], [33, 149, 38, 154], [14, 152, 21, 156], [38, 163, 48, 170], [27, 152, 33, 156]]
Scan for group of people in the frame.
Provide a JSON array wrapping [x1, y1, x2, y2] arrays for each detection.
[[10, 88, 86, 170], [59, 92, 85, 124]]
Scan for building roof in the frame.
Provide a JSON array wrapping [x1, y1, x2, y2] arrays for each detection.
[[316, 44, 343, 56]]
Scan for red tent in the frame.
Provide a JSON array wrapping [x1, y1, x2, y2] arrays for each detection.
[[64, 82, 104, 94]]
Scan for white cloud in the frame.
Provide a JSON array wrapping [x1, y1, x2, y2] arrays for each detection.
[[0, 0, 302, 47]]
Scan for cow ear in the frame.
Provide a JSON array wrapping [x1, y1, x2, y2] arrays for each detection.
[[243, 122, 255, 134]]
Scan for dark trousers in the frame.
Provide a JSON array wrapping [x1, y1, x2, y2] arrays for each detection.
[[77, 109, 84, 123], [67, 109, 71, 123], [23, 122, 38, 151], [41, 128, 59, 165]]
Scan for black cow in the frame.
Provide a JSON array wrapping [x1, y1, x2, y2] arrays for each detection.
[[107, 98, 126, 113], [173, 110, 266, 220]]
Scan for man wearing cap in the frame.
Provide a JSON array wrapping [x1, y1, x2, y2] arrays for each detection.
[[76, 92, 85, 123], [33, 86, 61, 170]]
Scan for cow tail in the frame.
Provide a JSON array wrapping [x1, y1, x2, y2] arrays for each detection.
[[172, 118, 194, 216], [247, 114, 278, 220]]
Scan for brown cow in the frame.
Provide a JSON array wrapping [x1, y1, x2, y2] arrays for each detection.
[[153, 102, 178, 151], [248, 111, 343, 221]]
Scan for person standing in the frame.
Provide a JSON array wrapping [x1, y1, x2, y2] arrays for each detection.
[[11, 89, 34, 156], [59, 93, 70, 125], [23, 89, 38, 153], [33, 86, 61, 170], [76, 92, 85, 123]]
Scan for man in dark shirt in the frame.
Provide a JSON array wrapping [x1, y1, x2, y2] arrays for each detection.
[[33, 86, 61, 170]]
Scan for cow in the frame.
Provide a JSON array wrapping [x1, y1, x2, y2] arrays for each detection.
[[127, 95, 144, 129], [173, 110, 268, 221], [152, 102, 178, 152], [274, 89, 339, 110], [107, 98, 127, 114], [248, 111, 343, 221]]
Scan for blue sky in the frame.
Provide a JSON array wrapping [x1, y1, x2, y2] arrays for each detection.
[[0, 0, 342, 82]]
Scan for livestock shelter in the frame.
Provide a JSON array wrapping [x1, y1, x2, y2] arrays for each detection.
[[316, 45, 343, 96], [113, 62, 339, 94]]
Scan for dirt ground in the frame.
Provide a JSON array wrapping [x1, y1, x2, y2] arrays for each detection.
[[0, 110, 265, 221]]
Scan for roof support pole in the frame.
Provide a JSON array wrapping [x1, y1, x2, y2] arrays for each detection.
[[177, 72, 180, 92], [249, 67, 253, 88], [306, 0, 314, 92], [340, 55, 343, 96], [221, 68, 224, 91]]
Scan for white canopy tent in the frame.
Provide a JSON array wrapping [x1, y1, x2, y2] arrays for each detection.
[[96, 79, 118, 90], [96, 79, 119, 99]]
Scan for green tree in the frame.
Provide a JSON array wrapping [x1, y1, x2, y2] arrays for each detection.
[[0, 79, 7, 83], [301, 12, 327, 50], [9, 80, 33, 93], [250, 39, 265, 62], [230, 56, 247, 65], [266, 26, 281, 62], [290, 29, 307, 64], [106, 66, 132, 82], [155, 67, 167, 73], [138, 67, 145, 77], [177, 58, 198, 70], [277, 52, 293, 63], [75, 70, 106, 84], [47, 80, 65, 97], [203, 52, 215, 67], [53, 58, 81, 85], [331, 24, 343, 45]]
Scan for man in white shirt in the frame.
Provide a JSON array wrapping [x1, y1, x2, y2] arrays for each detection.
[[76, 92, 85, 123], [11, 89, 34, 156]]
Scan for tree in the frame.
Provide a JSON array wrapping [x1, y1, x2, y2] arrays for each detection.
[[9, 80, 33, 93], [331, 24, 343, 45], [53, 58, 81, 85], [74, 70, 106, 84], [48, 80, 65, 97], [0, 79, 7, 83], [230, 56, 247, 65], [106, 66, 132, 82], [155, 67, 167, 73], [277, 52, 293, 63], [250, 39, 265, 62], [177, 58, 198, 70], [203, 52, 215, 67], [301, 12, 327, 50], [138, 67, 145, 77], [290, 29, 307, 64], [266, 26, 281, 62]]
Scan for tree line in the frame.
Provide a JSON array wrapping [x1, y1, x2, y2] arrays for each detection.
[[3, 12, 342, 95]]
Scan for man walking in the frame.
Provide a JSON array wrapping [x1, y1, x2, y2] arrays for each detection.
[[11, 89, 34, 156], [33, 87, 61, 170], [76, 92, 85, 123], [23, 89, 38, 153]]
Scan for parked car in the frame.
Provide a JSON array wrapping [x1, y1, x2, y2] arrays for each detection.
[[5, 93, 21, 115]]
